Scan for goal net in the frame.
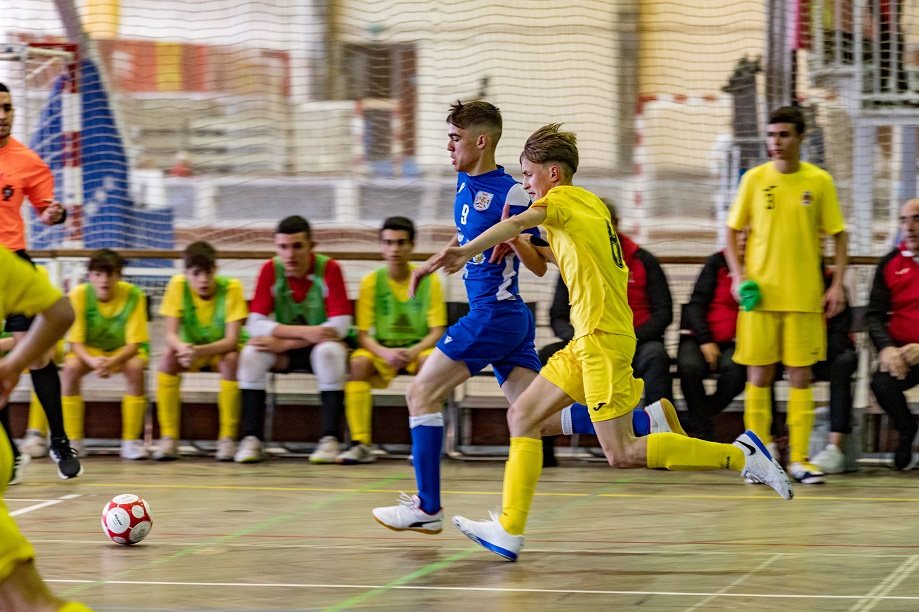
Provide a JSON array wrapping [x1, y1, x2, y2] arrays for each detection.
[[4, 0, 918, 268]]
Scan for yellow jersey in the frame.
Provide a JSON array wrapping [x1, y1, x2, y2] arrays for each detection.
[[159, 274, 249, 326], [727, 161, 846, 312], [0, 248, 62, 322], [533, 185, 634, 340], [67, 280, 149, 347]]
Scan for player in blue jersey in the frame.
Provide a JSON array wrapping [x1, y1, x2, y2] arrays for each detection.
[[372, 101, 546, 534]]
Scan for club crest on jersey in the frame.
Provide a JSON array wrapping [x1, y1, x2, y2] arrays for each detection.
[[473, 191, 494, 211], [801, 191, 813, 206], [471, 253, 486, 265]]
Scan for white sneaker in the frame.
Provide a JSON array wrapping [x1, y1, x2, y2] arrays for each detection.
[[19, 430, 49, 458], [309, 436, 340, 464], [745, 441, 780, 485], [644, 399, 687, 436], [9, 453, 30, 485], [336, 442, 376, 465], [734, 430, 794, 500], [153, 436, 178, 461], [788, 461, 826, 485], [453, 512, 525, 561], [812, 443, 846, 474], [215, 437, 236, 462], [120, 439, 149, 460], [372, 492, 443, 534], [234, 435, 264, 463]]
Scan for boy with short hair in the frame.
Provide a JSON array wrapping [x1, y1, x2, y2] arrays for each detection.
[[155, 241, 248, 461], [61, 249, 150, 461], [339, 217, 446, 464]]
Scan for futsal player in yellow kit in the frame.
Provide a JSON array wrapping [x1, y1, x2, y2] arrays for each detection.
[[725, 106, 848, 486], [0, 248, 92, 611], [154, 241, 248, 461], [428, 124, 793, 561], [60, 249, 150, 461]]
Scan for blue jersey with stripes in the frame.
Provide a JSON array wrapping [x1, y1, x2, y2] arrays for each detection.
[[454, 166, 533, 308]]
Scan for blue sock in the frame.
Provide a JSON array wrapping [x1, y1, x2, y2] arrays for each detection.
[[569, 403, 650, 436], [410, 424, 443, 514]]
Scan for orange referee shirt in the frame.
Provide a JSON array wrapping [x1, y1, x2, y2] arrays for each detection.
[[0, 137, 54, 251]]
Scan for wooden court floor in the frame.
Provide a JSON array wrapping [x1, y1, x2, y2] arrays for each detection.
[[9, 454, 919, 611]]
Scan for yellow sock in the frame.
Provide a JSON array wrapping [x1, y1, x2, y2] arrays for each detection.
[[58, 603, 94, 612], [786, 386, 815, 464], [743, 384, 772, 445], [499, 437, 543, 536], [217, 379, 241, 440], [156, 372, 181, 439], [122, 395, 147, 440], [26, 392, 48, 435], [345, 381, 373, 445], [61, 395, 85, 441], [646, 432, 744, 472]]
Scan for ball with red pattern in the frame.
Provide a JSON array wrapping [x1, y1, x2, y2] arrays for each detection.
[[101, 494, 153, 545]]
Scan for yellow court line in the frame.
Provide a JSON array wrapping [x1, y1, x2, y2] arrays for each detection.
[[72, 482, 919, 503]]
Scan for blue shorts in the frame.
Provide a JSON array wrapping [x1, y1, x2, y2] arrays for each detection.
[[436, 301, 540, 386]]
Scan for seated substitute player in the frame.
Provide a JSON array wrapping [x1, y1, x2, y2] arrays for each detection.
[[234, 215, 352, 464], [60, 249, 150, 461], [0, 247, 92, 612], [154, 241, 248, 461], [432, 123, 792, 561], [338, 216, 446, 464]]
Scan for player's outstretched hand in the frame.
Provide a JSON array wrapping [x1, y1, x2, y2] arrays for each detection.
[[438, 247, 471, 275]]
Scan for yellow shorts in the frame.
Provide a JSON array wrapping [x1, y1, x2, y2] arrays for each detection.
[[734, 310, 826, 367], [541, 330, 644, 422], [186, 353, 228, 373], [0, 430, 36, 582], [67, 345, 149, 373], [351, 347, 433, 388]]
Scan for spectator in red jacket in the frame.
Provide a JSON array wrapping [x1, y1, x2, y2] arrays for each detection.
[[867, 198, 919, 470], [677, 233, 748, 440]]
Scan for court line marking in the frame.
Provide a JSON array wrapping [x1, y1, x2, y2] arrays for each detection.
[[59, 475, 405, 599], [42, 578, 919, 601], [10, 494, 80, 517], [685, 553, 785, 611], [850, 554, 919, 612], [72, 482, 919, 503], [29, 539, 919, 558], [7, 498, 62, 503]]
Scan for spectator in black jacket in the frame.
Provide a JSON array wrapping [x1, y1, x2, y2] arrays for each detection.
[[867, 198, 919, 470], [677, 236, 748, 441]]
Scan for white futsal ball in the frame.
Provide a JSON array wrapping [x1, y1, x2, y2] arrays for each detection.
[[101, 494, 153, 545]]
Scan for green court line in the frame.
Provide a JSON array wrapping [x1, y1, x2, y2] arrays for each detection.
[[60, 474, 404, 598], [325, 548, 478, 611]]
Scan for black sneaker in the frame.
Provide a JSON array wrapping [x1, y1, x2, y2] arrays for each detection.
[[50, 442, 84, 480], [894, 423, 919, 471]]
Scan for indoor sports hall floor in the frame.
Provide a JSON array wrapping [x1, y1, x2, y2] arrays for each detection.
[[10, 455, 919, 611]]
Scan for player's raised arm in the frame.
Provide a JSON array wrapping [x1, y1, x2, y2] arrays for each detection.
[[434, 206, 547, 275]]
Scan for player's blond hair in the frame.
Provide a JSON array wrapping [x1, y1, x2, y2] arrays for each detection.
[[520, 123, 579, 180]]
